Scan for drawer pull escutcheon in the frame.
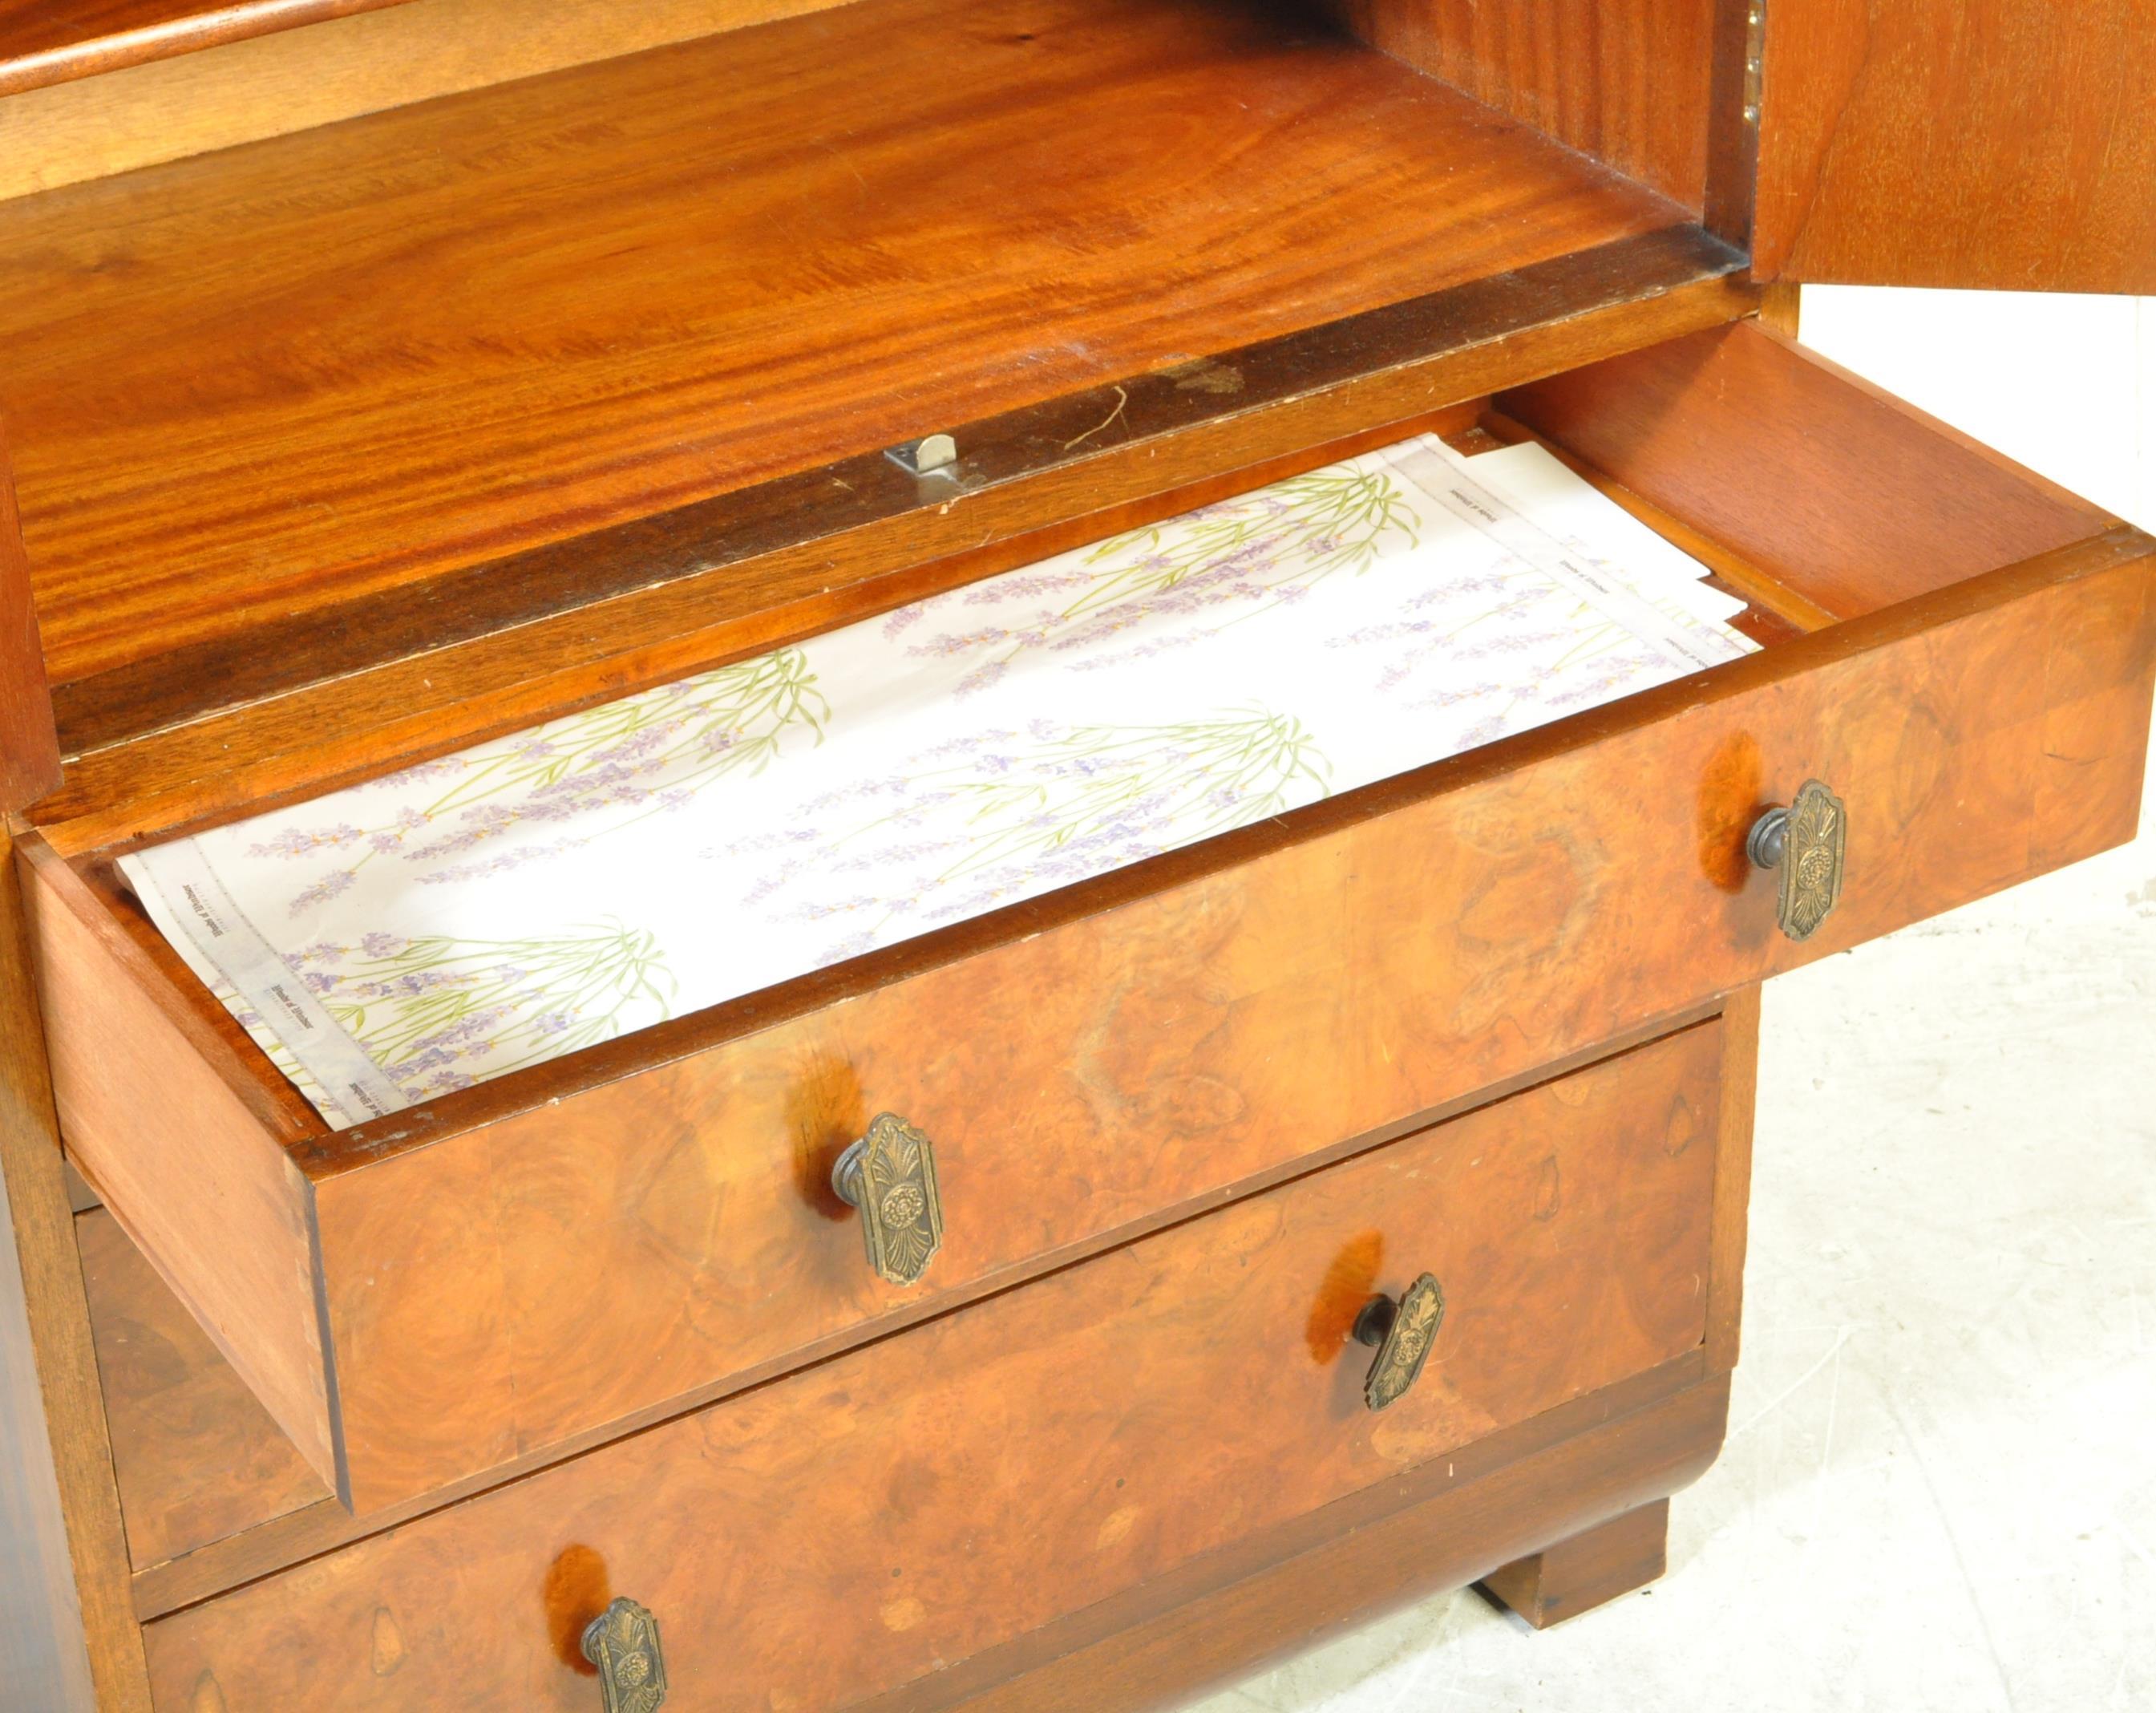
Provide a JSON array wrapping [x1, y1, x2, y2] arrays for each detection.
[[1746, 779, 1848, 942], [1354, 1273, 1446, 1412], [580, 1597, 667, 1713], [831, 1113, 945, 1286]]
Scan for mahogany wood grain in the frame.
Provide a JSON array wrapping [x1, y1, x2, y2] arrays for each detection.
[[30, 239, 1755, 846], [0, 0, 864, 200], [114, 996, 1725, 1619], [36, 237, 1718, 768], [15, 842, 338, 1497], [0, 420, 59, 813], [1326, 0, 1720, 209], [1477, 1497, 1670, 1628], [0, 0, 412, 95], [25, 517, 2156, 1515], [0, 0, 1688, 698], [1477, 405, 1838, 633], [1501, 322, 2114, 624], [1754, 0, 2156, 293], [75, 1209, 330, 1574], [849, 1375, 1729, 1713], [0, 834, 152, 1710], [143, 1031, 1721, 1710]]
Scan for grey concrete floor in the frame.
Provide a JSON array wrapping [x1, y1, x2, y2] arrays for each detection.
[[1194, 291, 2156, 1712]]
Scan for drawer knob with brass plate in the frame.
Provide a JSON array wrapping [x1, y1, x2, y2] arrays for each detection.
[[1747, 779, 1848, 942], [580, 1597, 667, 1713], [832, 1113, 945, 1286], [1354, 1272, 1446, 1411]]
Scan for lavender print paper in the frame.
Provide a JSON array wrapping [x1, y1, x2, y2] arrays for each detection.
[[122, 435, 1756, 1128]]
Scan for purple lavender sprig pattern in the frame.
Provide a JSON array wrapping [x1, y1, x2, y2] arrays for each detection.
[[848, 708, 1329, 873], [262, 923, 675, 1104], [1323, 569, 1676, 750], [718, 709, 1332, 968], [891, 466, 1420, 695], [121, 433, 1754, 1130], [248, 648, 827, 912]]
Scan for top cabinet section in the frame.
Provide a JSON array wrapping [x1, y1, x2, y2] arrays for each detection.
[[0, 0, 1761, 834], [1754, 0, 2156, 292], [2, 0, 2147, 824]]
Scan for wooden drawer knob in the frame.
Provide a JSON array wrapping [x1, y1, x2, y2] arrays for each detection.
[[831, 1113, 945, 1286], [1353, 1272, 1445, 1411], [581, 1597, 667, 1713], [1747, 778, 1848, 942]]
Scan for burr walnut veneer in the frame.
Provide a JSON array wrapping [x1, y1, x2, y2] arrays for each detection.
[[0, 1, 2150, 1709], [134, 1024, 1728, 1709]]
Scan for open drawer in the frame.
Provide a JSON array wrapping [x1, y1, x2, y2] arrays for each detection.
[[16, 321, 2154, 1516]]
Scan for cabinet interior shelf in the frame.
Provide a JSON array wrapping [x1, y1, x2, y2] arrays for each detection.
[[0, 0, 1744, 822]]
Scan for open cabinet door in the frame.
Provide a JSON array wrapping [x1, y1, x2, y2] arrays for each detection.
[[1754, 0, 2155, 292]]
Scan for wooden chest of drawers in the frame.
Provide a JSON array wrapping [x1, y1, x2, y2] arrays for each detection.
[[122, 1021, 1732, 1707], [0, 1, 2149, 1709]]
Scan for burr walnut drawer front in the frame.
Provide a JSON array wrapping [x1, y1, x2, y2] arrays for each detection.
[[141, 1022, 1724, 1713], [20, 322, 2156, 1521]]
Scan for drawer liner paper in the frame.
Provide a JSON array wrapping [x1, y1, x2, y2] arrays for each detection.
[[121, 435, 1756, 1128]]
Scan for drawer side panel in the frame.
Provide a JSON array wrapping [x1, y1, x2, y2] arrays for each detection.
[[1500, 322, 2114, 623], [77, 1207, 333, 1573], [15, 844, 339, 1495]]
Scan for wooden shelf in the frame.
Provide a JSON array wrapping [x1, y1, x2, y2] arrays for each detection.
[[0, 0, 1753, 831]]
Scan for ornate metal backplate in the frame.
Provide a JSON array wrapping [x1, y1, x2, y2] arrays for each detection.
[[835, 1113, 945, 1286], [580, 1598, 667, 1713], [1776, 779, 1847, 941], [1361, 1273, 1446, 1413]]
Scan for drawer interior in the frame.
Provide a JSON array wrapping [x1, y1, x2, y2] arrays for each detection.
[[35, 322, 2126, 1129], [107, 419, 1772, 1132]]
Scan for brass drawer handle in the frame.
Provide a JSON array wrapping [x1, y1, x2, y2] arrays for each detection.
[[1354, 1272, 1445, 1412], [581, 1598, 667, 1713], [1747, 778, 1847, 942], [831, 1112, 945, 1286]]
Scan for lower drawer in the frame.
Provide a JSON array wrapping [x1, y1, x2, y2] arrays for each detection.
[[145, 1018, 1725, 1711]]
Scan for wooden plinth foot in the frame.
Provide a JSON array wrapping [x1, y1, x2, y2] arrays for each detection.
[[1474, 1497, 1670, 1630]]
